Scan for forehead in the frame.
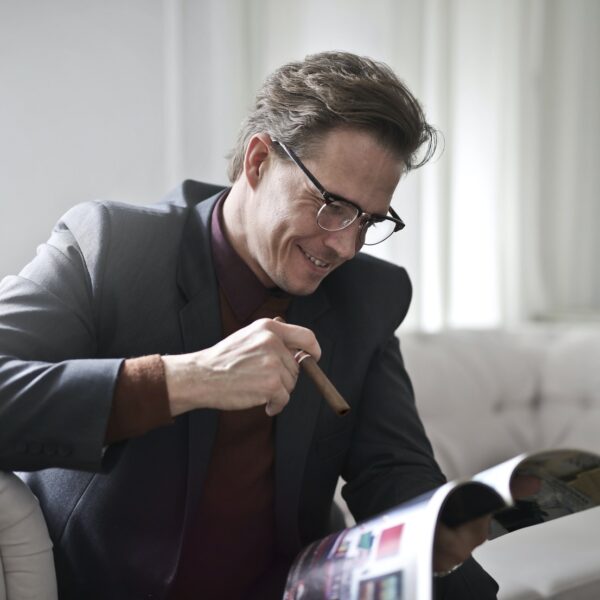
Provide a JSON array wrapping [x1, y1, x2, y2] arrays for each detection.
[[303, 128, 404, 210]]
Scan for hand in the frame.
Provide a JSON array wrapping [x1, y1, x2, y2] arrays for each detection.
[[433, 515, 490, 573], [511, 473, 542, 499], [432, 474, 542, 574], [162, 318, 321, 417]]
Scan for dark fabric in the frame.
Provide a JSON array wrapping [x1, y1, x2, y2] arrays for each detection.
[[172, 197, 291, 598], [435, 557, 499, 599], [0, 180, 498, 599]]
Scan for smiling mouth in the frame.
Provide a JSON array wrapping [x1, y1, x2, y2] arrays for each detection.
[[301, 247, 330, 269]]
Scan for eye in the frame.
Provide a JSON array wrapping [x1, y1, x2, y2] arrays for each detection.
[[326, 201, 348, 217]]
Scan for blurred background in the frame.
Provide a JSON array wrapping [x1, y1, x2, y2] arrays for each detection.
[[1, 0, 598, 331]]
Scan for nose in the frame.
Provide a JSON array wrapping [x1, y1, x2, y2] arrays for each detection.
[[322, 224, 359, 261]]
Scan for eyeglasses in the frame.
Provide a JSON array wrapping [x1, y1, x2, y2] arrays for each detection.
[[272, 139, 405, 248]]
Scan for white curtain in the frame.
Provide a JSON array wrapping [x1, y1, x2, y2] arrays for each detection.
[[2, 0, 598, 328], [164, 0, 600, 330], [533, 0, 600, 321]]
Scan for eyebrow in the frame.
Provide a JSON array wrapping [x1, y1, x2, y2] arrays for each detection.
[[301, 170, 388, 219], [274, 139, 392, 220], [324, 189, 391, 221]]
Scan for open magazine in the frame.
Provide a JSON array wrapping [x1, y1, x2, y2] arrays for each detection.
[[283, 449, 600, 600]]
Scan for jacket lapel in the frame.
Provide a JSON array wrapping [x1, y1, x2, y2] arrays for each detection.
[[275, 288, 333, 555], [175, 189, 224, 539]]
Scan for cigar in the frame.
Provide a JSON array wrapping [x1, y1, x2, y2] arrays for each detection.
[[273, 316, 350, 416], [294, 350, 350, 417]]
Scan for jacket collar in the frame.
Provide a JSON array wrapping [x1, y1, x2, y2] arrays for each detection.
[[275, 291, 333, 555], [173, 182, 228, 568]]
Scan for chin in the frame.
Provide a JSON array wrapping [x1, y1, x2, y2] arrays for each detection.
[[289, 286, 320, 297], [278, 277, 324, 296], [269, 262, 333, 296]]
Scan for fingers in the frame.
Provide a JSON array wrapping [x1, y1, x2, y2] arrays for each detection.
[[267, 318, 322, 361], [279, 342, 301, 382], [433, 516, 491, 572], [239, 319, 320, 416], [511, 474, 542, 499], [265, 353, 299, 417], [465, 515, 492, 546]]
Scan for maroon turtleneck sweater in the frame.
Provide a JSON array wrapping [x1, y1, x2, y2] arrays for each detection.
[[105, 193, 291, 598]]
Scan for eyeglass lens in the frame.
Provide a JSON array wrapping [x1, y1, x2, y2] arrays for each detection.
[[317, 200, 396, 246]]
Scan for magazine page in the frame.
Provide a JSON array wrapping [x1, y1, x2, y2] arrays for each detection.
[[473, 449, 600, 538], [283, 487, 441, 600], [283, 480, 506, 600], [282, 448, 600, 599]]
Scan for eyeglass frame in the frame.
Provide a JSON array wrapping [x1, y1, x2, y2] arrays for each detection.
[[271, 139, 405, 246]]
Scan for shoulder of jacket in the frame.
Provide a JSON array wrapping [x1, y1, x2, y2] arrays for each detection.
[[57, 198, 192, 249], [331, 252, 410, 289], [323, 253, 412, 329], [49, 199, 189, 290], [58, 179, 226, 234]]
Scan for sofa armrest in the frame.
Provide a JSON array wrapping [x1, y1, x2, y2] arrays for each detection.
[[0, 471, 57, 600]]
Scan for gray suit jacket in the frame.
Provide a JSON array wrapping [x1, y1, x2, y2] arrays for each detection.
[[0, 181, 496, 598]]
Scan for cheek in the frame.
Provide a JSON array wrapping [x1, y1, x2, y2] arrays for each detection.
[[270, 207, 313, 244]]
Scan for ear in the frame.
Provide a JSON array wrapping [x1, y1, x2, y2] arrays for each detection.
[[243, 133, 273, 190]]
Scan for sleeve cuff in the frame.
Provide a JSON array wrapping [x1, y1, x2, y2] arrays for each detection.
[[105, 354, 173, 444]]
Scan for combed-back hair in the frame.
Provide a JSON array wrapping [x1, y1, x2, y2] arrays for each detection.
[[227, 51, 438, 182]]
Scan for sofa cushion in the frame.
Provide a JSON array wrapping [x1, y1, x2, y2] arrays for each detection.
[[538, 330, 600, 453], [401, 330, 541, 480], [474, 506, 600, 600]]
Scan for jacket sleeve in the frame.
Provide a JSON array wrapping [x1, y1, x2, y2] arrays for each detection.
[[435, 556, 499, 599], [340, 331, 447, 520], [0, 203, 122, 471], [339, 265, 498, 599]]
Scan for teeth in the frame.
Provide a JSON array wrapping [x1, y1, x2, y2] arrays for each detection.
[[303, 249, 329, 268]]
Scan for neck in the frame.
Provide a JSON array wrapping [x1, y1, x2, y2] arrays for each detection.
[[221, 181, 273, 288], [221, 181, 246, 254]]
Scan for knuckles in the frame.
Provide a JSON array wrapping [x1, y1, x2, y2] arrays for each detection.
[[247, 327, 280, 352], [210, 319, 307, 413], [262, 372, 282, 395], [261, 353, 282, 372], [250, 318, 321, 359]]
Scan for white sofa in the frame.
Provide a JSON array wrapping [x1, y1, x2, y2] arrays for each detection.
[[400, 325, 600, 600], [0, 472, 57, 600], [2, 325, 599, 599]]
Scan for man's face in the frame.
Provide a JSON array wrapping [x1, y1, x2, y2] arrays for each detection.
[[244, 128, 404, 295]]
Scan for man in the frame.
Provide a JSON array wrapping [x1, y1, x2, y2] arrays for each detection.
[[0, 52, 497, 598]]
